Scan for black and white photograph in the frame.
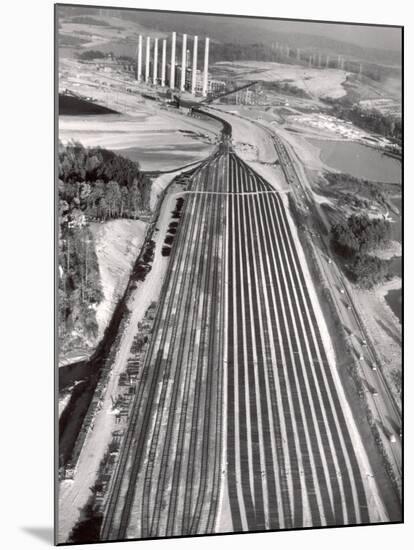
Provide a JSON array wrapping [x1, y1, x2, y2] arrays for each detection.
[[54, 2, 402, 545]]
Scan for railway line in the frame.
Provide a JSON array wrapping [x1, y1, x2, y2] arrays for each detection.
[[224, 152, 385, 530], [100, 112, 389, 541], [101, 151, 227, 540], [268, 124, 402, 484]]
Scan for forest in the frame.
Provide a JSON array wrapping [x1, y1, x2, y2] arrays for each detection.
[[58, 142, 152, 356], [69, 16, 111, 26], [331, 214, 392, 288], [78, 50, 107, 60], [326, 101, 402, 145], [58, 141, 152, 220], [262, 80, 310, 99]]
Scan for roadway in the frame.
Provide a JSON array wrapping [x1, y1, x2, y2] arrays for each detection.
[[100, 136, 388, 539]]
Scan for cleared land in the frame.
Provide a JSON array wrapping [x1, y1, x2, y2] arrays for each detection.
[[215, 61, 349, 99], [59, 111, 217, 171], [90, 219, 147, 343]]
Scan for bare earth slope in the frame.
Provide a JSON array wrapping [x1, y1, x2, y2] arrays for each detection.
[[90, 219, 147, 343]]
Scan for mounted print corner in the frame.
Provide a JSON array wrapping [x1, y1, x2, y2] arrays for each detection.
[[55, 2, 403, 545]]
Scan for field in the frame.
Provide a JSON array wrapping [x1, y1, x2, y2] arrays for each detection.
[[59, 113, 216, 171], [214, 61, 349, 100]]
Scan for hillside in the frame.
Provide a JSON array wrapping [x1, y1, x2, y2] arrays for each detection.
[[58, 142, 151, 364]]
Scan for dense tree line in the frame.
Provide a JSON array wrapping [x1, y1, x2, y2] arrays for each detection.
[[78, 50, 107, 60], [58, 224, 103, 347], [331, 214, 392, 288], [58, 141, 151, 220], [331, 214, 391, 257], [348, 254, 390, 288], [70, 16, 110, 26], [325, 101, 402, 145], [262, 80, 310, 99], [58, 34, 88, 47], [58, 142, 152, 353], [324, 172, 395, 213]]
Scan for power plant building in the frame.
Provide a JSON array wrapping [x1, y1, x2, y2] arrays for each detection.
[[136, 32, 215, 97]]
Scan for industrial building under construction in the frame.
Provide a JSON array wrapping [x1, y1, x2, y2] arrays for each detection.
[[137, 32, 225, 97]]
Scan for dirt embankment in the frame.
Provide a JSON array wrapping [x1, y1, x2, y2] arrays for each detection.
[[89, 219, 147, 343], [59, 219, 147, 367]]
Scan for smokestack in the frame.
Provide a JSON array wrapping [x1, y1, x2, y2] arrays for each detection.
[[161, 39, 166, 86], [153, 38, 158, 85], [137, 35, 143, 82], [181, 34, 187, 91], [202, 37, 209, 97], [145, 37, 150, 83], [191, 35, 198, 95], [326, 55, 330, 68], [170, 31, 176, 89]]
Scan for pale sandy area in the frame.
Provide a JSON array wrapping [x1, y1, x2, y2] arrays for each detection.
[[272, 125, 327, 172], [211, 106, 277, 163], [58, 393, 71, 418], [216, 61, 348, 99], [58, 191, 177, 543], [353, 278, 401, 407], [373, 240, 402, 261], [59, 351, 91, 368], [218, 108, 327, 173], [59, 112, 215, 171], [90, 219, 147, 343], [59, 13, 162, 50], [59, 106, 217, 171], [244, 161, 289, 193]]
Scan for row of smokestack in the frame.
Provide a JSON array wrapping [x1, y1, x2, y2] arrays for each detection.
[[137, 32, 210, 96]]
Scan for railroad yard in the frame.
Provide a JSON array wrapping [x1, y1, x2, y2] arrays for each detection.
[[98, 134, 391, 540], [56, 8, 402, 545]]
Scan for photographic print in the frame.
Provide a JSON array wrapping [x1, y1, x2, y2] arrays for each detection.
[[55, 3, 402, 545]]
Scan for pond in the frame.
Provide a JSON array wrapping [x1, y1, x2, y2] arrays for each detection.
[[311, 138, 401, 184]]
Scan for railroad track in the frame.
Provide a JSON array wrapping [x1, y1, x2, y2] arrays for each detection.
[[142, 190, 209, 537], [101, 165, 206, 539], [224, 152, 375, 529], [270, 127, 402, 481], [100, 108, 392, 541], [102, 154, 227, 540]]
